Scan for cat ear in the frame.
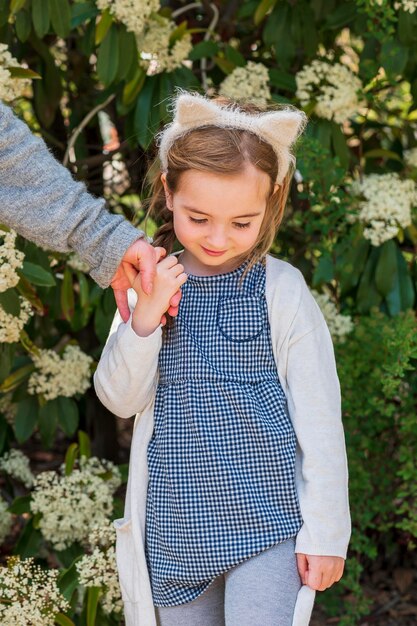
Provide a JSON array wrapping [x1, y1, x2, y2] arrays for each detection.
[[257, 111, 305, 147], [175, 94, 219, 126]]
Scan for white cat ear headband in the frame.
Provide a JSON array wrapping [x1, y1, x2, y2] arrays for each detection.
[[156, 91, 308, 184]]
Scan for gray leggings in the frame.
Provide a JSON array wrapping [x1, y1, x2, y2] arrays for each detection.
[[155, 537, 302, 626]]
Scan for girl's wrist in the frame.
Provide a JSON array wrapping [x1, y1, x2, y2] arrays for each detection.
[[131, 307, 161, 337]]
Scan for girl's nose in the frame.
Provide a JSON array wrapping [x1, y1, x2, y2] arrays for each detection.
[[207, 226, 228, 250]]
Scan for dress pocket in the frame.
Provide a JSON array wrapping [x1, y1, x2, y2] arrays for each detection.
[[217, 296, 264, 343], [113, 517, 138, 604]]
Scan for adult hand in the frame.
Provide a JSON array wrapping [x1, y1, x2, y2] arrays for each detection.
[[296, 554, 345, 591], [110, 238, 182, 323]]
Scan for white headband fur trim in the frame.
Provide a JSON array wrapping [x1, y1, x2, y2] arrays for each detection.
[[156, 91, 308, 184]]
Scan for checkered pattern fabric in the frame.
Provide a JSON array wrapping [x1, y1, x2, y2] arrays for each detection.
[[145, 257, 303, 607]]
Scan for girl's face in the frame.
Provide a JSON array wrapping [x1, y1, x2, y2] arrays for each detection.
[[162, 163, 276, 276]]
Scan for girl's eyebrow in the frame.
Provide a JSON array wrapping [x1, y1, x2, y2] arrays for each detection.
[[183, 205, 262, 218]]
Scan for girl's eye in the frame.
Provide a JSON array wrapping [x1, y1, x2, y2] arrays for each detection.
[[234, 222, 250, 229], [189, 217, 207, 224]]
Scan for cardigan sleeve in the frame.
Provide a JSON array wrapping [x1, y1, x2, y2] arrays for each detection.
[[94, 289, 162, 418], [284, 286, 351, 559], [0, 101, 143, 288]]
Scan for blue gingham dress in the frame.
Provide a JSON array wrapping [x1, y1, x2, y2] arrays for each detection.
[[145, 256, 303, 607]]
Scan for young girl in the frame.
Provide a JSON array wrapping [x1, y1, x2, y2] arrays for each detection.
[[94, 91, 351, 626]]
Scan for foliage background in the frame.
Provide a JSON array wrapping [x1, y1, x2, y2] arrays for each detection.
[[1, 0, 417, 624]]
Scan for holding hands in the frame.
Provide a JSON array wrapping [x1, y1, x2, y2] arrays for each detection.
[[131, 254, 188, 337]]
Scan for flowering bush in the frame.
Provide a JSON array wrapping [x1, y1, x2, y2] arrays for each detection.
[[1, 0, 417, 624]]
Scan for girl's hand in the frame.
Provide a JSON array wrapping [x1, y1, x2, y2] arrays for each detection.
[[131, 255, 188, 337], [296, 553, 345, 591]]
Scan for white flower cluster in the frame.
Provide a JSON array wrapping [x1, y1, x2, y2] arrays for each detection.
[[296, 54, 364, 124], [67, 252, 90, 273], [394, 0, 417, 12], [350, 173, 417, 246], [0, 496, 13, 545], [0, 448, 34, 488], [0, 229, 25, 293], [311, 289, 354, 342], [0, 43, 31, 102], [138, 15, 192, 75], [0, 555, 70, 625], [404, 147, 417, 169], [76, 522, 122, 615], [96, 0, 160, 35], [0, 297, 33, 343], [0, 393, 17, 425], [219, 61, 271, 107], [28, 344, 93, 401], [30, 456, 121, 551]]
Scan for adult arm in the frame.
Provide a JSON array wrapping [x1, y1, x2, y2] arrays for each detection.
[[0, 100, 142, 288], [94, 289, 162, 418]]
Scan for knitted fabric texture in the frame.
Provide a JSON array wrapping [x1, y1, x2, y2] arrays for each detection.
[[157, 91, 308, 184]]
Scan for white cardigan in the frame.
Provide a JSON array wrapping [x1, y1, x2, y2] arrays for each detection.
[[94, 253, 351, 626]]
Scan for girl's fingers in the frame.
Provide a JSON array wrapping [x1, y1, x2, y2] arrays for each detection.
[[296, 554, 308, 585], [154, 246, 167, 262]]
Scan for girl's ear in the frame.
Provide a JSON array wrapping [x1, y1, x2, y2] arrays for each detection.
[[273, 183, 280, 194], [160, 173, 173, 211]]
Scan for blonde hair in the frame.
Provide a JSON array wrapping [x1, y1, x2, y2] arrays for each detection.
[[143, 96, 299, 326]]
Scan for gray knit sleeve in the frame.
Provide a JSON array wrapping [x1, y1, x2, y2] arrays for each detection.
[[0, 101, 145, 288]]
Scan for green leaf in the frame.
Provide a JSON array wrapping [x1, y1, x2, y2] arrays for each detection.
[[116, 28, 137, 82], [78, 273, 90, 309], [313, 119, 332, 151], [32, 0, 50, 38], [385, 247, 415, 314], [313, 253, 334, 286], [188, 40, 219, 61], [254, 0, 278, 25], [0, 364, 35, 394], [97, 24, 119, 86], [71, 2, 99, 28], [12, 517, 42, 559], [0, 343, 15, 383], [122, 66, 146, 107], [224, 45, 246, 68], [95, 8, 112, 44], [10, 0, 26, 15], [38, 398, 59, 449], [8, 66, 41, 79], [169, 20, 187, 46], [380, 40, 408, 80], [331, 123, 350, 169], [213, 56, 235, 75], [61, 268, 74, 322], [14, 397, 38, 443], [87, 586, 101, 626], [55, 614, 76, 626], [363, 148, 402, 162], [15, 9, 31, 41], [375, 240, 397, 296], [0, 0, 8, 26], [134, 77, 157, 150], [325, 2, 356, 28], [64, 443, 79, 476], [357, 247, 382, 313], [78, 430, 91, 459], [19, 261, 56, 287], [268, 68, 296, 92], [0, 289, 21, 316], [57, 561, 82, 603], [57, 397, 79, 437], [8, 494, 32, 514], [49, 0, 71, 38]]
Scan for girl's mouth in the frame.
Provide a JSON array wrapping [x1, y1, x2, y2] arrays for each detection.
[[202, 246, 227, 256]]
